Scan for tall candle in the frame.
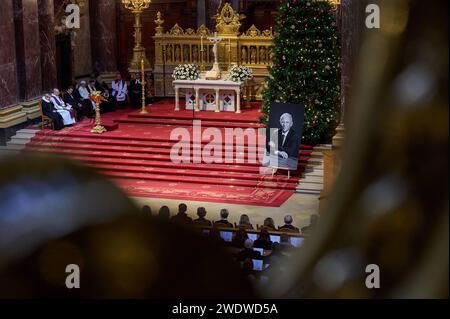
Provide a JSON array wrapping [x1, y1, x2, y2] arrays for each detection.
[[201, 36, 203, 51]]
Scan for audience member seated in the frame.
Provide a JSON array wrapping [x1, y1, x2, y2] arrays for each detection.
[[78, 80, 95, 117], [261, 217, 276, 231], [279, 233, 294, 249], [237, 214, 253, 229], [253, 228, 273, 250], [142, 205, 152, 216], [209, 225, 225, 244], [278, 215, 300, 233], [193, 207, 212, 226], [63, 86, 87, 121], [158, 206, 170, 219], [242, 258, 257, 282], [50, 88, 76, 126], [41, 94, 64, 130], [301, 214, 319, 235], [95, 75, 115, 113], [214, 209, 233, 228], [170, 203, 192, 225], [236, 239, 262, 262], [231, 227, 249, 249]]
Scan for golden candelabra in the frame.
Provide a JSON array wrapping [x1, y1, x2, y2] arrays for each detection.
[[140, 58, 148, 114], [90, 92, 108, 134], [122, 0, 152, 72]]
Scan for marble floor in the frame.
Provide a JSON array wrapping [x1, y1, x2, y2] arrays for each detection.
[[130, 192, 320, 230]]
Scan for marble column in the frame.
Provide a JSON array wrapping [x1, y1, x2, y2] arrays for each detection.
[[90, 0, 118, 73], [332, 0, 366, 147], [0, 0, 19, 108], [38, 0, 57, 92], [197, 0, 206, 28], [14, 0, 43, 101]]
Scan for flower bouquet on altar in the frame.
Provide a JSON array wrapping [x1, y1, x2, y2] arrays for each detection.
[[228, 65, 253, 83], [172, 64, 200, 80]]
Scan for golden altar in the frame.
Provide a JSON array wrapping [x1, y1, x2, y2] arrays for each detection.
[[152, 4, 273, 100]]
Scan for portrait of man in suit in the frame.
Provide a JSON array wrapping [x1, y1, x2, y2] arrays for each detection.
[[268, 113, 300, 160]]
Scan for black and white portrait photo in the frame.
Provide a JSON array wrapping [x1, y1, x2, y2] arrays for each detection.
[[263, 103, 305, 170]]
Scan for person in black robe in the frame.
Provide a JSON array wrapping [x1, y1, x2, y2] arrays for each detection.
[[63, 86, 87, 121], [41, 94, 64, 130], [96, 75, 115, 113], [129, 72, 142, 109]]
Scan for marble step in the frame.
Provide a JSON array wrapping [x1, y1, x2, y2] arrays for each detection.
[[295, 181, 323, 195]]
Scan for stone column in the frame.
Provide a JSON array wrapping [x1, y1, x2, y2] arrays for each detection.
[[197, 0, 206, 27], [332, 0, 366, 147], [38, 0, 57, 92], [90, 0, 118, 74], [0, 0, 19, 109], [13, 0, 43, 101]]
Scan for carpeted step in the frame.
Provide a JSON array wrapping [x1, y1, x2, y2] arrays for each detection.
[[24, 145, 311, 167], [28, 136, 313, 158], [98, 170, 298, 190], [84, 162, 300, 184], [59, 154, 308, 175], [115, 117, 265, 129]]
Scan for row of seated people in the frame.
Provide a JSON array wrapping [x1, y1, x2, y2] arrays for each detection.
[[41, 72, 150, 130], [143, 204, 317, 234], [142, 203, 319, 286]]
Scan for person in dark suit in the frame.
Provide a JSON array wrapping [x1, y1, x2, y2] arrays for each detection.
[[253, 228, 273, 250], [129, 72, 143, 109], [170, 203, 192, 225], [63, 86, 87, 121], [278, 215, 300, 233], [193, 207, 212, 226], [41, 94, 64, 130], [214, 209, 233, 228], [268, 113, 300, 159]]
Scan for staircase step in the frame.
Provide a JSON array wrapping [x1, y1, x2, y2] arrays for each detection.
[[115, 117, 264, 129], [99, 170, 297, 190], [87, 162, 299, 184]]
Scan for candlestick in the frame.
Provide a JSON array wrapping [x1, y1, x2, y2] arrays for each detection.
[[140, 58, 148, 114]]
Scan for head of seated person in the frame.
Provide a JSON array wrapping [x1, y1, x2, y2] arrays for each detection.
[[238, 214, 253, 229], [194, 207, 211, 226], [142, 205, 152, 216], [215, 209, 232, 227], [158, 206, 170, 219], [232, 227, 249, 248], [263, 217, 276, 230]]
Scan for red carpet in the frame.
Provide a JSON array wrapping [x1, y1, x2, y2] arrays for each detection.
[[24, 100, 312, 207]]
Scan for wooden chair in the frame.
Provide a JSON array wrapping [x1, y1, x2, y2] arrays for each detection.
[[39, 99, 54, 130]]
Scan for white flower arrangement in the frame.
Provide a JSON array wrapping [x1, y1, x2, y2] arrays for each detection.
[[228, 65, 253, 83], [172, 64, 199, 80]]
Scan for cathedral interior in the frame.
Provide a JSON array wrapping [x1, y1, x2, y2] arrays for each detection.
[[0, 0, 447, 301]]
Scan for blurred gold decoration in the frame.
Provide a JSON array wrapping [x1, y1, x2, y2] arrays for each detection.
[[122, 0, 152, 72], [89, 91, 107, 134], [213, 3, 245, 35], [154, 11, 164, 35]]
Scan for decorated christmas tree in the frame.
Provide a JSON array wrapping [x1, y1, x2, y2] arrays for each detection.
[[261, 0, 340, 145]]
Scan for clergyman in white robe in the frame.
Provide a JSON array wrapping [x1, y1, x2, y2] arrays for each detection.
[[51, 92, 76, 126]]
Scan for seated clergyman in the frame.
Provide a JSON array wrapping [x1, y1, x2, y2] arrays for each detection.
[[41, 93, 64, 130], [50, 88, 76, 126]]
